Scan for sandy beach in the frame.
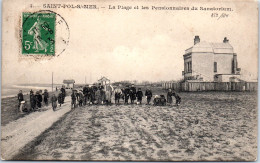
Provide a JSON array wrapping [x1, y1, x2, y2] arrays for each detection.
[[3, 91, 256, 161]]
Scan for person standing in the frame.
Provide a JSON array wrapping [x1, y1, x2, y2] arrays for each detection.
[[71, 90, 77, 109], [35, 91, 42, 108], [83, 85, 89, 105], [60, 86, 66, 104], [130, 84, 137, 104], [136, 88, 143, 105], [51, 94, 58, 111], [124, 86, 130, 104], [95, 89, 101, 104], [105, 85, 114, 105], [43, 89, 49, 106], [105, 89, 111, 105], [30, 91, 36, 111], [90, 86, 96, 104], [100, 88, 106, 104], [114, 86, 122, 105], [58, 91, 63, 107], [78, 90, 84, 107], [145, 88, 153, 105], [17, 90, 24, 109], [167, 89, 173, 105]]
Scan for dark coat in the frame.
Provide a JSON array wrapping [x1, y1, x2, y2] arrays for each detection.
[[30, 94, 36, 108], [83, 87, 90, 96], [61, 88, 66, 97], [51, 96, 58, 102], [145, 90, 152, 99], [36, 94, 42, 102], [136, 90, 143, 100], [18, 93, 24, 101], [58, 93, 63, 104], [167, 91, 173, 103], [71, 93, 77, 101], [51, 96, 58, 108], [124, 88, 130, 97], [129, 87, 136, 100], [43, 92, 49, 99]]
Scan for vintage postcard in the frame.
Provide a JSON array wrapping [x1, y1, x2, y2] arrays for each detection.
[[1, 0, 258, 161]]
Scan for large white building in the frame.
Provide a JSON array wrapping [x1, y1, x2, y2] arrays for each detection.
[[183, 36, 241, 82]]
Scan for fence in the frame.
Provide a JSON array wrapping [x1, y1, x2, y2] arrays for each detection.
[[162, 82, 257, 92]]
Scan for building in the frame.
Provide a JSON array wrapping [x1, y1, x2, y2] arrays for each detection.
[[183, 36, 241, 82], [98, 76, 110, 85], [63, 79, 75, 89], [98, 76, 111, 91]]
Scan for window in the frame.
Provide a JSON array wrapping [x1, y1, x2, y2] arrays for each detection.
[[190, 61, 192, 72], [185, 61, 192, 73], [214, 62, 217, 72]]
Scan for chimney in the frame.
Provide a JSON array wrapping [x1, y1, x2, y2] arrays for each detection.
[[194, 36, 200, 45], [223, 37, 229, 43]]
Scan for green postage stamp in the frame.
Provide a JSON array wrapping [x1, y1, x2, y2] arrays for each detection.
[[22, 12, 56, 55]]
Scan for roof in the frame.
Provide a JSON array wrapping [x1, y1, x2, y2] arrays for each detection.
[[63, 79, 75, 84], [98, 76, 110, 82], [185, 41, 234, 54]]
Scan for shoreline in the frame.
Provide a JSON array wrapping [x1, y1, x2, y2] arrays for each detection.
[[1, 84, 63, 99]]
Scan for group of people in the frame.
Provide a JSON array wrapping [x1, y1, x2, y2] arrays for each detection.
[[68, 84, 180, 109], [69, 83, 115, 109], [166, 88, 181, 106], [17, 84, 181, 112], [17, 89, 50, 112], [17, 86, 67, 112], [51, 86, 66, 111], [29, 89, 60, 111], [114, 85, 153, 105], [69, 84, 154, 109]]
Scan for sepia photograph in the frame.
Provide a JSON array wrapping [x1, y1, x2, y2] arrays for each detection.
[[1, 0, 258, 161]]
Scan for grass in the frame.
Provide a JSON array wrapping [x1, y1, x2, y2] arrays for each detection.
[[1, 90, 71, 126]]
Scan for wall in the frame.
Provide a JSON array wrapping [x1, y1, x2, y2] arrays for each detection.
[[192, 52, 214, 81], [214, 53, 233, 75]]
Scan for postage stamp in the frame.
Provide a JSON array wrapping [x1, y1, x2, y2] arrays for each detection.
[[22, 12, 56, 55]]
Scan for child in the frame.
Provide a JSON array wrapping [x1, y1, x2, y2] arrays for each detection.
[[51, 94, 58, 111], [114, 86, 122, 105], [78, 90, 84, 107], [58, 91, 63, 107], [173, 90, 181, 106], [43, 89, 49, 106], [145, 88, 152, 105], [30, 91, 36, 111], [136, 88, 143, 105], [174, 94, 181, 106], [17, 90, 24, 109], [71, 90, 77, 109], [167, 89, 173, 105]]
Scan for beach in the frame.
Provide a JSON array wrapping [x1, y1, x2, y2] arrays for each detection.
[[1, 88, 257, 161]]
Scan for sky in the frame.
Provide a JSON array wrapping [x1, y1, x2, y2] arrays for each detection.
[[2, 0, 258, 85]]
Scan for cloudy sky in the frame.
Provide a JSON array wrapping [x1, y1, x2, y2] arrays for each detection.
[[2, 0, 258, 85]]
